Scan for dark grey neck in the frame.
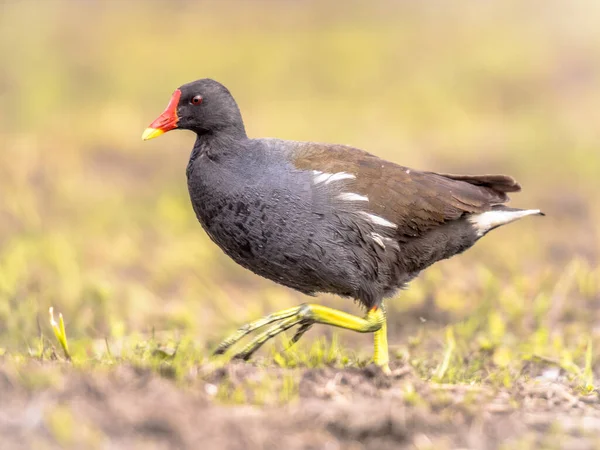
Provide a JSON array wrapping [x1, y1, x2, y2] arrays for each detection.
[[187, 126, 249, 177], [194, 122, 248, 151], [191, 99, 247, 142], [193, 120, 247, 140]]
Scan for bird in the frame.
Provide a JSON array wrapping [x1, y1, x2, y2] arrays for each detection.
[[142, 78, 543, 373]]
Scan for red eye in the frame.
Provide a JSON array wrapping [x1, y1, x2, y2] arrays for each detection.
[[191, 95, 203, 105]]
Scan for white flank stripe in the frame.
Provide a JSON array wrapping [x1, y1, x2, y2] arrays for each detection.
[[360, 212, 397, 229], [325, 172, 355, 184], [312, 171, 330, 184], [468, 209, 541, 236], [371, 233, 386, 249], [312, 171, 356, 185], [337, 193, 369, 202]]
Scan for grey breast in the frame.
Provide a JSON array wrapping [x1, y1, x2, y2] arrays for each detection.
[[186, 140, 361, 295]]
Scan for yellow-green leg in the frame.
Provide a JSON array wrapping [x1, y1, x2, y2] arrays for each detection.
[[213, 305, 301, 355], [373, 302, 390, 374], [213, 303, 390, 372]]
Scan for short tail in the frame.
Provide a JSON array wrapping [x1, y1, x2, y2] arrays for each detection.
[[468, 206, 544, 237]]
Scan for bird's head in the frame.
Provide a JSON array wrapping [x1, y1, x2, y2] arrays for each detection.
[[142, 78, 245, 140]]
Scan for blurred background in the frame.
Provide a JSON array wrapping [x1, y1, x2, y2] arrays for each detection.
[[0, 0, 599, 360]]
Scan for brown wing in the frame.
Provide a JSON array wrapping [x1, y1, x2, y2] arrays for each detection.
[[435, 173, 521, 195], [293, 143, 521, 237]]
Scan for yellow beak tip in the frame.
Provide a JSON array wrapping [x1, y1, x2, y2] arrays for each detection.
[[142, 128, 164, 141]]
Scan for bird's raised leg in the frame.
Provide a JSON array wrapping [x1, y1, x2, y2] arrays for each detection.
[[373, 302, 390, 374], [213, 303, 386, 365], [213, 306, 301, 355], [287, 323, 313, 347]]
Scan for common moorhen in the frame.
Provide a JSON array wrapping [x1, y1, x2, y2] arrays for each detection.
[[142, 79, 542, 372]]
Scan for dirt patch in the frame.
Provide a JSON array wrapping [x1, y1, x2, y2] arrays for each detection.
[[1, 360, 599, 450]]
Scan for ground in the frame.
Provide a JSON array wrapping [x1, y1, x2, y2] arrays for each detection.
[[1, 1, 600, 449], [2, 333, 600, 449]]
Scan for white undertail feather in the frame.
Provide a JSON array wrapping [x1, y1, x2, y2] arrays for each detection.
[[468, 209, 542, 237]]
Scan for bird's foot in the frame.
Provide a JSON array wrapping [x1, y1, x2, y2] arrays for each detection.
[[213, 303, 384, 362]]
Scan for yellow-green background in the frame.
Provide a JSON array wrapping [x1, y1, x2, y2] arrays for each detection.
[[1, 1, 599, 374]]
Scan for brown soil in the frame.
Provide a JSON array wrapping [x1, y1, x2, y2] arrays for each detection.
[[2, 360, 599, 450]]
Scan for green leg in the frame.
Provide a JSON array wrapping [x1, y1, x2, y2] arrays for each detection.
[[373, 302, 390, 374], [213, 306, 300, 355], [288, 323, 313, 347], [234, 316, 303, 360], [213, 303, 385, 363]]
